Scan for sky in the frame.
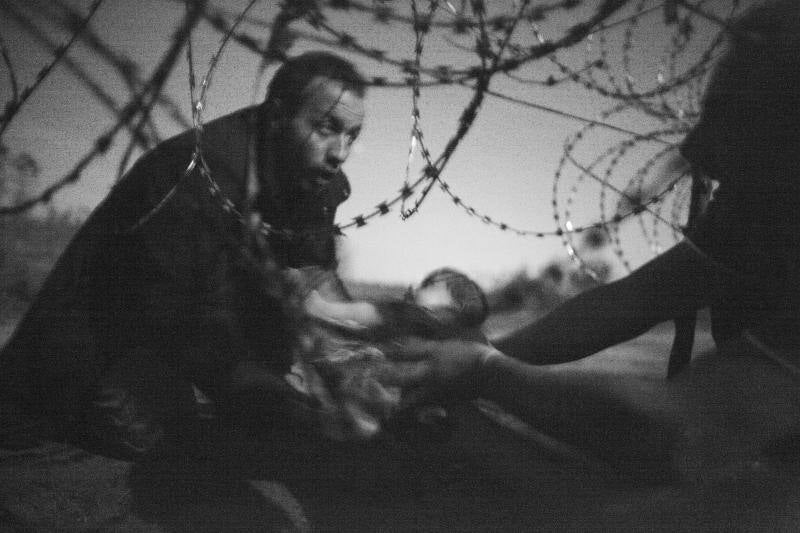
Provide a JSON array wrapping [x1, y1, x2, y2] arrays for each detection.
[[0, 0, 753, 285]]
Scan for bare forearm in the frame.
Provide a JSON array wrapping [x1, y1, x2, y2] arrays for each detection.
[[494, 280, 656, 364], [306, 295, 383, 328], [495, 241, 714, 364]]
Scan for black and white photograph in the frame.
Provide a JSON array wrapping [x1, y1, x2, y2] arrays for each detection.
[[1, 0, 799, 530]]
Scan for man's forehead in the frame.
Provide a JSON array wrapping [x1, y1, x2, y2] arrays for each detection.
[[300, 76, 364, 122]]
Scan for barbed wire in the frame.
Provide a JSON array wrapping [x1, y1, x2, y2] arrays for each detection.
[[0, 0, 747, 274], [0, 1, 172, 154], [140, 0, 629, 241], [548, 0, 744, 274], [0, 0, 206, 216], [0, 33, 19, 105], [397, 0, 633, 224], [39, 0, 196, 179], [397, 0, 437, 219], [553, 99, 686, 275], [0, 0, 104, 138]]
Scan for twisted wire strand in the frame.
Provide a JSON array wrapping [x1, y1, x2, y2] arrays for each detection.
[[0, 1, 162, 167], [0, 33, 20, 104], [0, 0, 105, 138], [0, 0, 206, 216], [0, 0, 743, 284], [547, 0, 741, 274], [399, 0, 440, 219]]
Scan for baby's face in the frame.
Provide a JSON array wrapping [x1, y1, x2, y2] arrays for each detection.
[[413, 280, 454, 310]]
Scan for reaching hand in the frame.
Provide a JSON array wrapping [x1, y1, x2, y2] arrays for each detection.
[[376, 338, 504, 405], [303, 289, 326, 317]]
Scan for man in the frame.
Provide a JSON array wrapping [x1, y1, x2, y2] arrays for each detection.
[[0, 52, 366, 456]]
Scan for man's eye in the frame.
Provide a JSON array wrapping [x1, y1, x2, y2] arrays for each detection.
[[314, 122, 336, 135]]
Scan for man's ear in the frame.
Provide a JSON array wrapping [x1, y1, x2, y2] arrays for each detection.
[[263, 97, 286, 129]]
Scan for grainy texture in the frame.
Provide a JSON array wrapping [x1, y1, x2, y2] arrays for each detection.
[[3, 319, 800, 531]]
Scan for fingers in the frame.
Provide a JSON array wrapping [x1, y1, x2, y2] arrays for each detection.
[[389, 337, 439, 362], [374, 360, 433, 387], [303, 290, 324, 316], [392, 337, 479, 362], [283, 267, 314, 302]]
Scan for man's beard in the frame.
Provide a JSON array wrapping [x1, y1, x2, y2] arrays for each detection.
[[274, 142, 336, 199], [304, 168, 340, 195]]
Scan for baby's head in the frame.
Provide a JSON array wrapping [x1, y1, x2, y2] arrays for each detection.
[[411, 268, 488, 327]]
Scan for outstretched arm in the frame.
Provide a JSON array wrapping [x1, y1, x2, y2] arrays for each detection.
[[385, 341, 677, 470], [495, 241, 716, 364], [385, 242, 714, 467], [303, 290, 453, 339]]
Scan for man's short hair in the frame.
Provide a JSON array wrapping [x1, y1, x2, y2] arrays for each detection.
[[263, 51, 367, 120], [419, 268, 489, 327]]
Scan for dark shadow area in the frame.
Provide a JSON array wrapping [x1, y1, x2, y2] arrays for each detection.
[[5, 330, 800, 531], [126, 403, 665, 532], [128, 461, 305, 532]]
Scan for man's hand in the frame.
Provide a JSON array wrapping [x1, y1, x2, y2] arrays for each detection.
[[303, 289, 327, 317], [376, 338, 503, 406]]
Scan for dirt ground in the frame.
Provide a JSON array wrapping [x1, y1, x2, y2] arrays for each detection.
[[3, 317, 800, 531]]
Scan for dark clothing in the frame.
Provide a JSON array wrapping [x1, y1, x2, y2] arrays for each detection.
[[676, 1, 800, 346], [1, 106, 350, 426], [681, 174, 800, 345], [680, 95, 800, 346]]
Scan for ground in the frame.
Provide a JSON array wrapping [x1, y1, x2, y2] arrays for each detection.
[[2, 313, 800, 531]]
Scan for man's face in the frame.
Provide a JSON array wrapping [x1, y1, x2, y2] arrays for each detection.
[[281, 76, 364, 192]]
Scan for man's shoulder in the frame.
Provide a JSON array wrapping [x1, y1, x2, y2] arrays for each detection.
[[198, 106, 258, 197], [138, 105, 257, 172], [91, 106, 259, 229], [201, 106, 258, 142]]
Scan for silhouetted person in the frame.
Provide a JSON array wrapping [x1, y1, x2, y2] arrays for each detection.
[[1, 52, 367, 457]]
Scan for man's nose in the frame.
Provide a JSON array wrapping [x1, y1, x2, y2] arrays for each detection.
[[326, 135, 350, 166]]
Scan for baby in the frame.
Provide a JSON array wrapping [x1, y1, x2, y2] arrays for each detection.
[[284, 267, 489, 440]]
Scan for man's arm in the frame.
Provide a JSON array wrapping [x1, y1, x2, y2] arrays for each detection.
[[383, 341, 677, 470], [302, 290, 449, 338], [385, 243, 715, 467], [223, 360, 329, 431], [303, 290, 384, 329], [494, 241, 716, 364]]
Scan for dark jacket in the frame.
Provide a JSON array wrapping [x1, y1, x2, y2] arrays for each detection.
[[1, 106, 350, 413]]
